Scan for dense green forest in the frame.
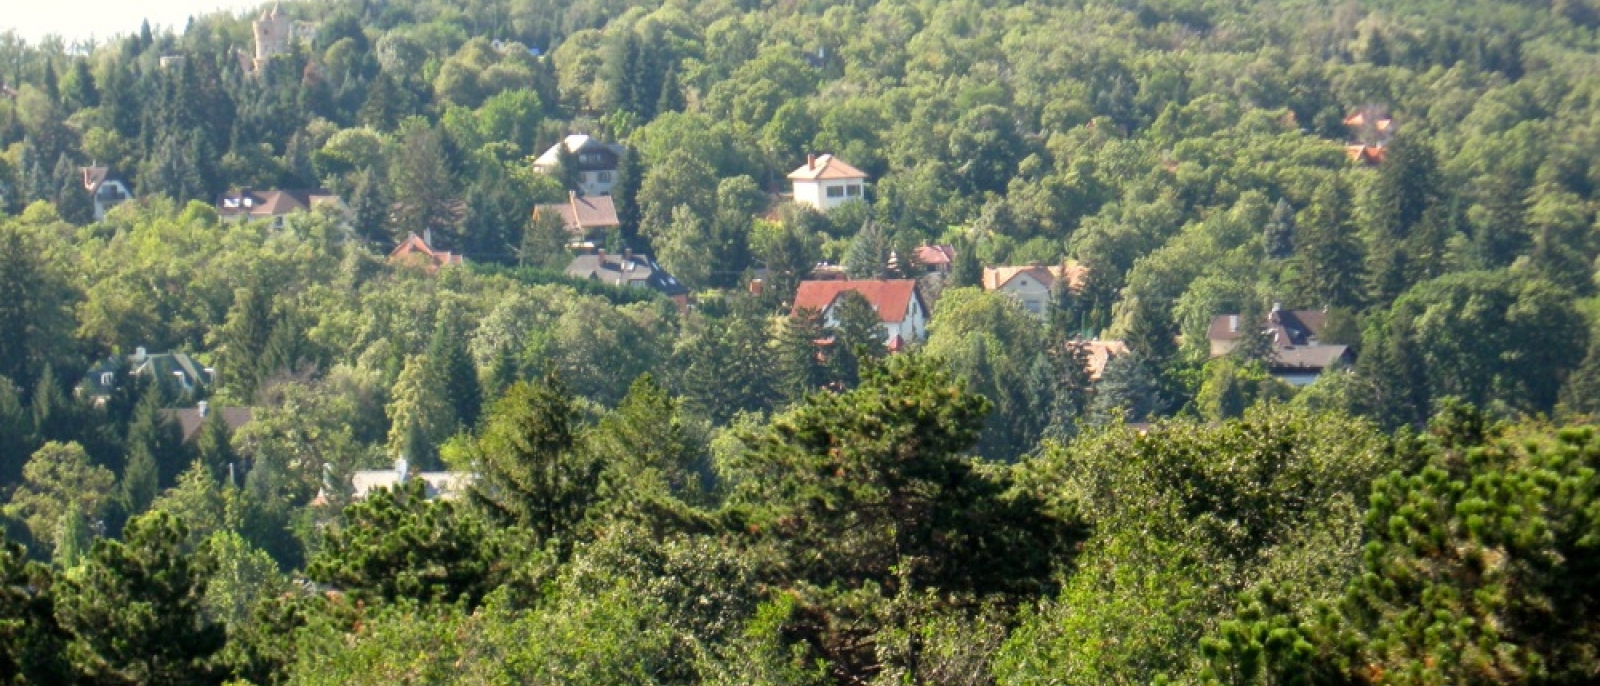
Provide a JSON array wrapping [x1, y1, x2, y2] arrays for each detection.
[[5, 0, 1600, 682]]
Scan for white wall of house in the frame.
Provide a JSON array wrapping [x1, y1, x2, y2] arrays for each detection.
[[998, 276, 1053, 318], [793, 178, 866, 212], [578, 170, 616, 197], [92, 180, 132, 221], [822, 296, 926, 342]]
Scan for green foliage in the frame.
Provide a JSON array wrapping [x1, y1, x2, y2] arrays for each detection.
[[5, 442, 115, 556], [55, 510, 226, 685], [468, 372, 596, 550], [309, 479, 503, 607]]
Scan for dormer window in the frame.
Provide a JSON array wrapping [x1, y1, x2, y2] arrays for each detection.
[[100, 371, 114, 386]]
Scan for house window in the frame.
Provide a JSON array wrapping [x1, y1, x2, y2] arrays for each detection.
[[845, 184, 862, 197], [579, 153, 598, 164], [826, 185, 845, 198], [598, 171, 612, 183]]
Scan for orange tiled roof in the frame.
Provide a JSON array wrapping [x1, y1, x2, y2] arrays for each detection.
[[792, 279, 920, 323], [981, 263, 1088, 292], [787, 154, 869, 181], [388, 232, 463, 271]]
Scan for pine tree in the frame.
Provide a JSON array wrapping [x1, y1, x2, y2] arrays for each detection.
[[54, 511, 227, 685], [30, 365, 73, 446], [0, 377, 30, 488], [62, 59, 99, 111], [212, 285, 274, 400], [1471, 171, 1529, 268]]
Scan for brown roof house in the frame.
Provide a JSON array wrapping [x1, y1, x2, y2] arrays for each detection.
[[161, 401, 255, 443], [1208, 305, 1353, 386], [388, 231, 464, 272], [533, 192, 621, 246], [217, 188, 348, 229], [982, 263, 1089, 319], [792, 279, 928, 348], [788, 154, 869, 213], [913, 245, 956, 273], [80, 166, 133, 221], [564, 249, 689, 309], [532, 134, 626, 197]]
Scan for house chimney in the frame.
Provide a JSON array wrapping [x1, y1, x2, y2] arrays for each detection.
[[596, 248, 606, 265], [423, 228, 433, 248], [808, 153, 816, 170], [1228, 315, 1238, 333], [134, 346, 148, 362], [395, 457, 409, 484], [197, 400, 209, 417], [623, 247, 633, 262]]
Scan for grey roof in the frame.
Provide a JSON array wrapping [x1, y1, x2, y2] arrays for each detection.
[[564, 252, 689, 297], [1270, 345, 1351, 371], [81, 350, 211, 400]]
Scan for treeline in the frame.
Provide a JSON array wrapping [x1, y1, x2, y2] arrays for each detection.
[[3, 0, 1600, 682]]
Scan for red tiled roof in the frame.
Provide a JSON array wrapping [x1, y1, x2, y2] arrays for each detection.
[[388, 232, 463, 271], [787, 154, 869, 181], [792, 279, 919, 323], [914, 245, 954, 266]]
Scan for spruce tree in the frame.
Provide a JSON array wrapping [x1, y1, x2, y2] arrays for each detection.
[[844, 219, 892, 279], [778, 308, 829, 402], [831, 291, 888, 387], [427, 312, 483, 431], [1263, 197, 1295, 259], [1293, 180, 1365, 309], [468, 372, 594, 550], [1087, 351, 1161, 426], [612, 145, 644, 249], [117, 444, 159, 523], [52, 154, 94, 225]]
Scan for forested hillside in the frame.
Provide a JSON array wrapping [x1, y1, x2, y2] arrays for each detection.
[[5, 0, 1600, 683]]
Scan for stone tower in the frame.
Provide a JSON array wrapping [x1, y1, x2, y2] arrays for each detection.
[[252, 2, 292, 71]]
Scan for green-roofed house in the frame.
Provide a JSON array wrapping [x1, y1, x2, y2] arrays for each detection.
[[78, 347, 213, 407]]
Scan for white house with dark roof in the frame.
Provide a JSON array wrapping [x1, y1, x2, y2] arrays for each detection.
[[1207, 305, 1353, 386], [80, 166, 133, 221], [788, 154, 869, 212], [533, 134, 626, 197]]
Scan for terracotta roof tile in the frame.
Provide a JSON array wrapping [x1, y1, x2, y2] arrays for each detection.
[[787, 154, 869, 181], [792, 279, 920, 323]]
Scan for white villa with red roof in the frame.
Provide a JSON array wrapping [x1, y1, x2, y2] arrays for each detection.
[[788, 154, 869, 212], [792, 279, 928, 348]]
